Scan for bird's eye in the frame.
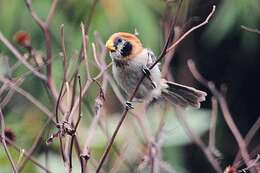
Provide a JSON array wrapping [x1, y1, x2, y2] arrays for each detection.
[[115, 38, 122, 45]]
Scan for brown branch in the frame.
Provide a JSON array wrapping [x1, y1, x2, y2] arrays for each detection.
[[46, 0, 59, 25], [109, 143, 129, 173], [82, 77, 107, 173], [85, 0, 99, 33], [0, 77, 54, 120], [165, 5, 216, 54], [95, 5, 216, 172], [60, 24, 68, 81], [161, 27, 181, 78], [67, 62, 112, 125], [161, 0, 183, 78], [0, 78, 24, 108], [209, 97, 221, 157], [92, 43, 102, 69], [67, 75, 83, 173], [75, 75, 83, 131], [5, 137, 53, 173], [24, 0, 59, 100], [0, 31, 47, 81], [107, 75, 151, 142], [234, 116, 260, 165], [69, 0, 99, 83], [81, 23, 91, 79], [18, 117, 53, 172], [81, 36, 108, 172], [187, 59, 252, 169], [174, 107, 223, 173], [0, 109, 18, 173], [65, 29, 112, 128]]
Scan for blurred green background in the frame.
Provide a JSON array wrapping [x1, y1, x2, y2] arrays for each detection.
[[0, 0, 260, 173]]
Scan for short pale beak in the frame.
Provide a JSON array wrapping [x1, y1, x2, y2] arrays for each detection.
[[105, 39, 116, 51]]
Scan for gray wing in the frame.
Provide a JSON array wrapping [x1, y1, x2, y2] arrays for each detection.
[[145, 49, 157, 68], [138, 49, 160, 96]]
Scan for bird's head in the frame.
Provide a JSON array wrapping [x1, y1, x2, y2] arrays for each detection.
[[105, 32, 143, 60]]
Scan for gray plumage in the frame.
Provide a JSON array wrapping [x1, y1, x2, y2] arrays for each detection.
[[111, 48, 207, 108]]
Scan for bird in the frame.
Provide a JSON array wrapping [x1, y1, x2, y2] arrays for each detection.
[[105, 32, 207, 109]]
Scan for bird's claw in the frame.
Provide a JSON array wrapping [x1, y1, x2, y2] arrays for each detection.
[[125, 101, 134, 109]]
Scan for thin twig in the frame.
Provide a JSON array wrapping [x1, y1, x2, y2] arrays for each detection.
[[69, 0, 100, 83], [5, 137, 53, 173], [165, 5, 216, 53], [60, 24, 68, 81], [85, 0, 99, 33], [92, 43, 102, 69], [187, 59, 252, 169], [18, 117, 53, 172], [75, 75, 83, 130], [0, 32, 46, 81], [81, 38, 108, 172], [67, 62, 112, 125], [68, 75, 83, 172], [47, 0, 59, 25], [0, 109, 18, 173], [234, 116, 260, 165], [241, 25, 260, 35], [25, 0, 58, 100], [54, 25, 69, 161], [107, 75, 151, 142], [209, 97, 221, 157], [0, 78, 24, 108], [81, 23, 91, 79], [0, 77, 54, 120], [161, 0, 183, 78], [174, 107, 222, 173], [109, 143, 129, 173]]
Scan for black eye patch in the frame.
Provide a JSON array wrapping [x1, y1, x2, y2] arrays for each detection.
[[120, 41, 132, 57]]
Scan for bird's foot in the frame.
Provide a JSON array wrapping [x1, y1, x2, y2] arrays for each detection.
[[125, 101, 134, 110]]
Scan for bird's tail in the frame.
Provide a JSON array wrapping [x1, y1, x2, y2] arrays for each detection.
[[161, 80, 207, 108]]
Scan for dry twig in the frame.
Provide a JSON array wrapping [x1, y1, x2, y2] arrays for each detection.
[[0, 109, 18, 173], [241, 25, 260, 35], [187, 59, 252, 170]]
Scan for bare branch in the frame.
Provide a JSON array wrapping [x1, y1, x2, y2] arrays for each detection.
[[24, 0, 58, 99], [47, 0, 59, 25], [0, 109, 18, 173], [0, 77, 54, 120], [81, 23, 91, 79], [5, 137, 53, 173], [241, 25, 260, 35], [60, 24, 68, 81], [209, 97, 222, 158], [174, 107, 222, 173], [187, 59, 252, 169], [234, 116, 260, 165], [165, 5, 216, 53], [18, 118, 53, 172], [0, 32, 47, 81]]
